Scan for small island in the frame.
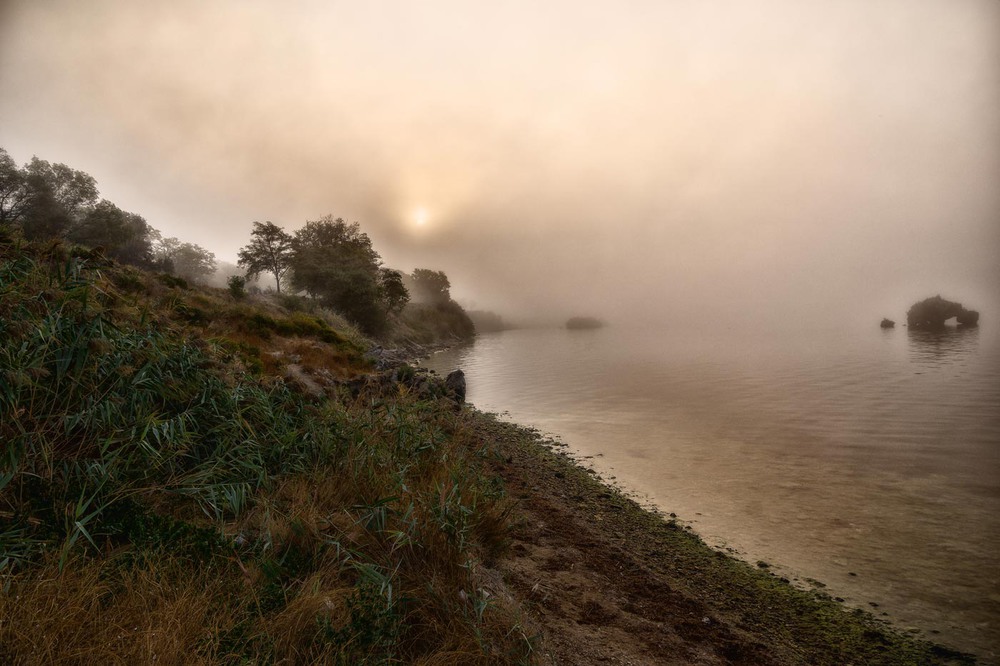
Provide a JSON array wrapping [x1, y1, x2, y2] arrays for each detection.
[[565, 316, 605, 330], [907, 295, 979, 329]]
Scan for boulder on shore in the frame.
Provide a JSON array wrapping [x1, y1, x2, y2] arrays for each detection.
[[445, 369, 466, 403], [906, 295, 979, 329], [880, 318, 895, 329]]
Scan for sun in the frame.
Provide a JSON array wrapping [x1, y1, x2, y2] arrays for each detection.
[[414, 207, 429, 227]]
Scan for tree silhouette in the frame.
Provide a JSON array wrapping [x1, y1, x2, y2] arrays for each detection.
[[289, 215, 386, 334], [0, 148, 29, 226], [237, 221, 293, 293], [379, 268, 410, 314], [410, 268, 451, 305], [171, 242, 217, 283]]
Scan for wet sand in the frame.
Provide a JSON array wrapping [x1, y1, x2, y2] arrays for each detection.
[[469, 410, 981, 665]]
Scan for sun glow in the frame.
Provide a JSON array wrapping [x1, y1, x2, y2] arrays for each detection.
[[414, 207, 429, 226]]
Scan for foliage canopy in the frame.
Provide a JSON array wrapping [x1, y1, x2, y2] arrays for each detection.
[[410, 268, 451, 305], [379, 268, 410, 314], [289, 215, 387, 334], [237, 220, 293, 293]]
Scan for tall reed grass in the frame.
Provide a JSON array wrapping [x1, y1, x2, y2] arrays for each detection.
[[0, 233, 536, 664]]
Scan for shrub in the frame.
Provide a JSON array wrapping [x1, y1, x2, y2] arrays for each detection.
[[157, 273, 188, 289], [227, 274, 247, 300]]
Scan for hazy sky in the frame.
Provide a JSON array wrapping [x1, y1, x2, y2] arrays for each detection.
[[1, 0, 997, 327]]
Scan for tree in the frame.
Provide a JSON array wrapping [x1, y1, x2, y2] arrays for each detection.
[[290, 216, 381, 297], [170, 242, 217, 283], [0, 148, 29, 226], [18, 175, 72, 240], [150, 233, 216, 282], [149, 232, 180, 273], [19, 156, 98, 240], [1, 148, 101, 238], [148, 234, 216, 283], [227, 275, 247, 300], [379, 268, 410, 314], [289, 215, 386, 334], [237, 221, 293, 293], [68, 199, 153, 266], [410, 268, 451, 305], [24, 157, 98, 214]]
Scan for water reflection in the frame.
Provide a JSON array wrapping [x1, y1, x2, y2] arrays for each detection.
[[907, 325, 980, 367], [424, 326, 1000, 658]]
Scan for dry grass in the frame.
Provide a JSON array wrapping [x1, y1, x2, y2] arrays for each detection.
[[0, 234, 537, 663], [0, 556, 248, 665], [264, 579, 353, 663]]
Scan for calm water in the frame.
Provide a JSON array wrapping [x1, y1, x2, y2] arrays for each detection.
[[424, 323, 1000, 660]]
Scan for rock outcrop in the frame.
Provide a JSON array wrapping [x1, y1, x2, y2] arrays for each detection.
[[445, 369, 466, 403], [880, 318, 895, 328], [906, 296, 979, 329]]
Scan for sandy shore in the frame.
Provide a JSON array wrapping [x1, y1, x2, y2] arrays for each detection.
[[466, 410, 980, 665]]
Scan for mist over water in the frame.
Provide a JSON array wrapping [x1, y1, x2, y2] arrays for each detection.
[[425, 322, 1000, 659]]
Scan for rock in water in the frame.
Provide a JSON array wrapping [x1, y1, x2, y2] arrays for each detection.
[[957, 309, 980, 326], [566, 316, 604, 330], [880, 318, 895, 328], [906, 295, 980, 329], [445, 369, 466, 403]]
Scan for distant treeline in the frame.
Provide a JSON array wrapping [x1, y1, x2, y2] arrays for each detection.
[[0, 147, 218, 282], [1, 146, 472, 337], [466, 310, 509, 333]]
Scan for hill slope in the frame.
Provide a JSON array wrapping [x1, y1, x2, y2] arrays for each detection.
[[0, 234, 532, 663]]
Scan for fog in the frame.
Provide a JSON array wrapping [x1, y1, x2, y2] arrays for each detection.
[[1, 0, 997, 329]]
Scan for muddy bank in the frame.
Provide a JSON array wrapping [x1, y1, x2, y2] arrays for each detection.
[[467, 411, 979, 665]]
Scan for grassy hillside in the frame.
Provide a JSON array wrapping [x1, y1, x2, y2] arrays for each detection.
[[0, 232, 533, 663]]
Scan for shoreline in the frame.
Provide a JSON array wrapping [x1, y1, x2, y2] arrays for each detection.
[[466, 408, 981, 665], [366, 336, 471, 369]]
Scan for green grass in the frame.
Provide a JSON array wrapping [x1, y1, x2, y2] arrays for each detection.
[[0, 233, 535, 663]]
